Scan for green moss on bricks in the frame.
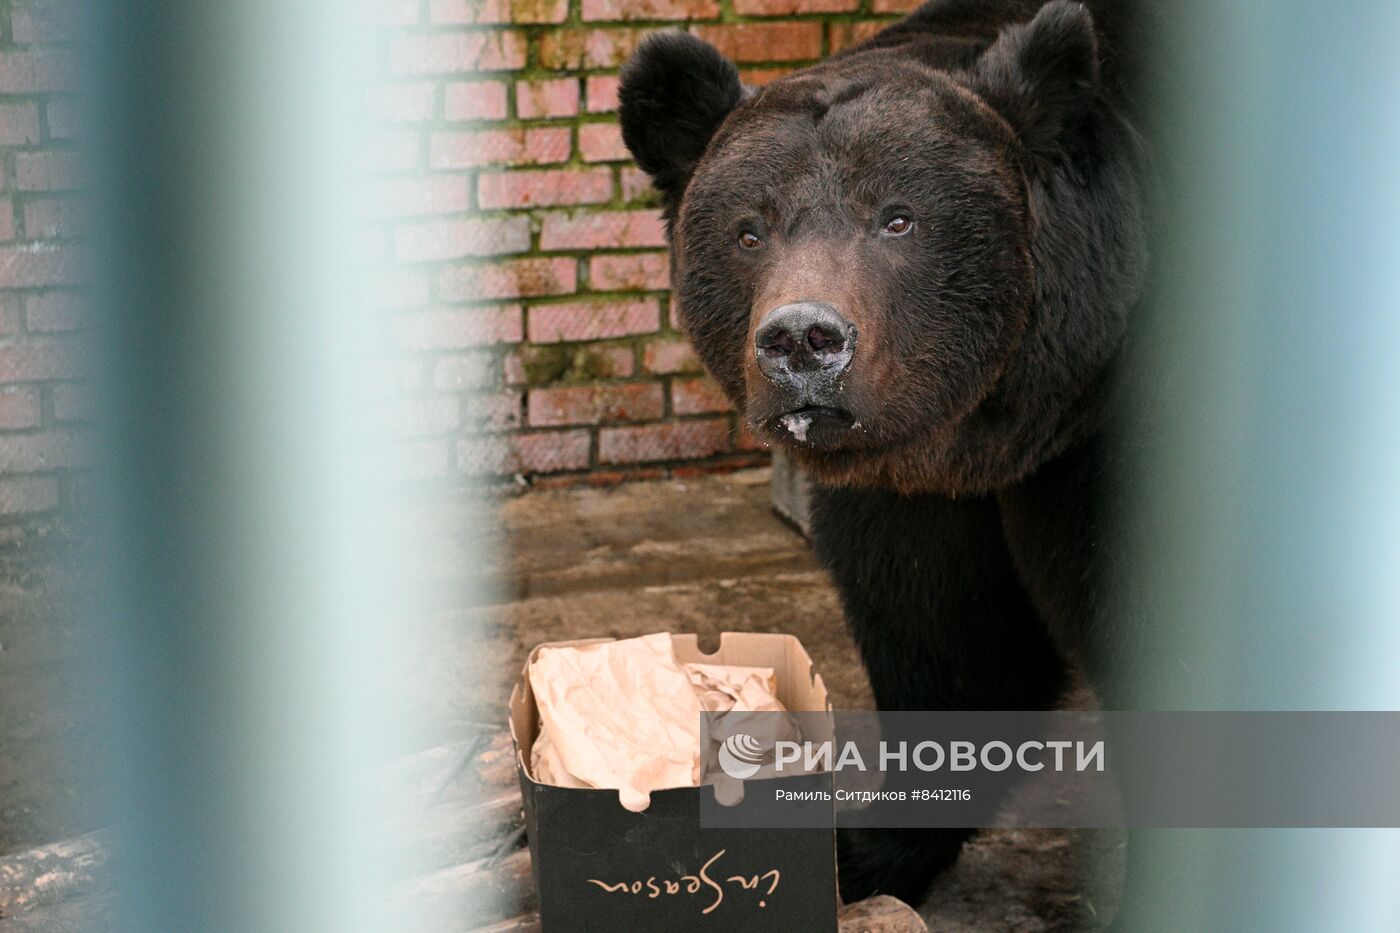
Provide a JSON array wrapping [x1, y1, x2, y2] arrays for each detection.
[[519, 346, 571, 385], [571, 347, 627, 380], [516, 345, 635, 384]]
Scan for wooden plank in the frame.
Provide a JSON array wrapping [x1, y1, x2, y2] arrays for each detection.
[[0, 829, 113, 918]]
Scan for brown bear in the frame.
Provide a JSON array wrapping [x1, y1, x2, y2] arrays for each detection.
[[620, 0, 1151, 918]]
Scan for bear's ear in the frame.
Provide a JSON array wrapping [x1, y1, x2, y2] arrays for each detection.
[[619, 32, 743, 209], [972, 0, 1100, 161]]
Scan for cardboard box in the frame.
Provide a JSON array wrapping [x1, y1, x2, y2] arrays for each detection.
[[509, 632, 838, 932]]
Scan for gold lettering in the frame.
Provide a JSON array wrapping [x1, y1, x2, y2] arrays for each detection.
[[699, 849, 725, 915], [586, 851, 778, 914], [586, 879, 630, 893], [760, 868, 780, 895]]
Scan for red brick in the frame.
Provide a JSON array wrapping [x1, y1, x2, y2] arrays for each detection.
[[515, 78, 579, 119], [540, 209, 665, 251], [438, 256, 578, 301], [689, 23, 822, 62], [537, 27, 660, 70], [671, 375, 731, 415], [0, 300, 20, 337], [0, 50, 74, 94], [366, 81, 436, 124], [620, 167, 655, 202], [598, 418, 730, 464], [444, 81, 509, 121], [430, 0, 569, 25], [367, 175, 471, 218], [430, 127, 571, 169], [505, 344, 635, 384], [829, 20, 888, 54], [393, 216, 531, 262], [24, 197, 83, 240], [582, 0, 719, 21], [50, 383, 89, 422], [459, 429, 592, 475], [477, 167, 612, 209], [734, 0, 856, 12], [734, 421, 769, 451], [0, 245, 83, 287], [0, 388, 41, 429], [579, 122, 629, 162], [44, 100, 78, 139], [431, 352, 497, 391], [465, 390, 523, 432], [390, 305, 524, 350], [643, 338, 701, 374], [0, 201, 13, 242], [0, 431, 86, 473], [388, 31, 528, 75], [0, 341, 81, 382], [0, 102, 41, 145], [15, 151, 80, 191], [0, 475, 59, 516], [11, 1, 73, 43], [24, 292, 80, 332], [872, 0, 922, 11], [381, 438, 451, 482], [589, 252, 669, 291], [585, 75, 620, 113], [528, 382, 663, 427], [363, 131, 420, 174], [528, 298, 659, 343]]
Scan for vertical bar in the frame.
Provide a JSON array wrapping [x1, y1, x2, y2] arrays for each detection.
[[1123, 1, 1400, 928]]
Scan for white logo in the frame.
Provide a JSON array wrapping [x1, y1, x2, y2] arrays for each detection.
[[717, 732, 766, 779]]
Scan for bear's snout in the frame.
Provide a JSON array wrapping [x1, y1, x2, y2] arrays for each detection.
[[753, 301, 857, 397]]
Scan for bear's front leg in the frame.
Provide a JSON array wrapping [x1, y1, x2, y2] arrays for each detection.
[[811, 485, 1068, 905]]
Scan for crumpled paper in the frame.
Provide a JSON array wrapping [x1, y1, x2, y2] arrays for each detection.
[[527, 633, 798, 811]]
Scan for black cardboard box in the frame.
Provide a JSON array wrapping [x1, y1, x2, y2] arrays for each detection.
[[508, 632, 838, 932]]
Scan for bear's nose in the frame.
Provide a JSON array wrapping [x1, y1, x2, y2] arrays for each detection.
[[754, 301, 857, 387]]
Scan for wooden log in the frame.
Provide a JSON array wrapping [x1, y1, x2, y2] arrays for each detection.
[[471, 911, 543, 933], [0, 829, 113, 918], [838, 894, 929, 932]]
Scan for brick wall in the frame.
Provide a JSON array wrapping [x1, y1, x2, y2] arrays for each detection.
[[0, 0, 924, 526], [0, 0, 81, 523], [368, 0, 919, 489]]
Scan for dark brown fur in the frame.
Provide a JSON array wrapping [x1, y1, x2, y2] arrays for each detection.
[[621, 1, 1153, 918]]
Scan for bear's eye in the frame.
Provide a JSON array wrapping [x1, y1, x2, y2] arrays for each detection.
[[738, 231, 763, 249], [882, 216, 914, 236]]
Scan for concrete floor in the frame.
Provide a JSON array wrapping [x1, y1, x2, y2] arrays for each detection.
[[0, 468, 1121, 930]]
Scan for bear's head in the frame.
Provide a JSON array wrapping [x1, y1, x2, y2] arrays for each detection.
[[620, 1, 1147, 495]]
